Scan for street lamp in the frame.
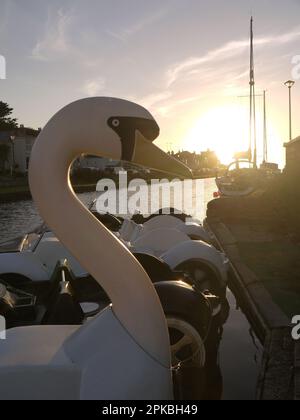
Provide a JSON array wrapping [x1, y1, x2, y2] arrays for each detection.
[[10, 135, 16, 177], [284, 80, 295, 141]]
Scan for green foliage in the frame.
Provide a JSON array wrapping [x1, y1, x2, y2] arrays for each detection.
[[0, 101, 18, 130]]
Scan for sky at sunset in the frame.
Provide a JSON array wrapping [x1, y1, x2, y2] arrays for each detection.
[[0, 0, 300, 167]]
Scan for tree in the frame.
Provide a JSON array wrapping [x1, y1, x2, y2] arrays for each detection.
[[0, 143, 10, 171], [0, 101, 18, 130], [199, 150, 220, 169]]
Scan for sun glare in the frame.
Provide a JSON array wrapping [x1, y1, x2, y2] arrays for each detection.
[[181, 105, 285, 166], [183, 105, 250, 164]]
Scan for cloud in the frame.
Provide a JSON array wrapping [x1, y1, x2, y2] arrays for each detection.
[[105, 29, 127, 44], [106, 7, 168, 42], [166, 27, 300, 87], [32, 8, 74, 61], [83, 77, 106, 96], [139, 91, 173, 109], [139, 26, 300, 119], [137, 88, 201, 117], [124, 8, 168, 36], [156, 96, 201, 117]]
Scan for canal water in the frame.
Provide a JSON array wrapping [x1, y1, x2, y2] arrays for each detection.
[[0, 178, 262, 400]]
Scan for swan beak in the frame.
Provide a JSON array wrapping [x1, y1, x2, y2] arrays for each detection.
[[132, 131, 192, 179]]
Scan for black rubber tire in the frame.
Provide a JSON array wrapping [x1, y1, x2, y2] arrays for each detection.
[[175, 261, 223, 296]]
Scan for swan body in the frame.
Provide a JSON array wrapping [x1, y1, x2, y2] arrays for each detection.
[[0, 307, 172, 400]]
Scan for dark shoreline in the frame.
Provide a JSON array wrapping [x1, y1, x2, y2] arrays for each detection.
[[0, 183, 97, 203]]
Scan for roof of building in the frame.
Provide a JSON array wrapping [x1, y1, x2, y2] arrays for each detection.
[[284, 136, 300, 147], [0, 127, 39, 145]]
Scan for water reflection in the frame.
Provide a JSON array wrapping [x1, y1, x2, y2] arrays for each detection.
[[177, 289, 262, 400], [0, 192, 96, 242], [217, 290, 262, 400]]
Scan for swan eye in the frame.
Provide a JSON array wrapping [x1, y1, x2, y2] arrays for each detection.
[[112, 119, 120, 127]]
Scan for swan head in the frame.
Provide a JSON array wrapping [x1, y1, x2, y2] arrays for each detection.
[[85, 97, 192, 177], [105, 102, 191, 178]]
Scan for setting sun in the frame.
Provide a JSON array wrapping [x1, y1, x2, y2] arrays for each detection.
[[183, 105, 249, 164], [182, 104, 284, 166]]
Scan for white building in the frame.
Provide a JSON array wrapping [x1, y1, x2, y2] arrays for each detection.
[[0, 126, 39, 173]]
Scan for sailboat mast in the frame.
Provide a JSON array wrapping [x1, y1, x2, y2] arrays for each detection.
[[249, 17, 253, 160], [249, 16, 257, 167], [263, 90, 268, 163]]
